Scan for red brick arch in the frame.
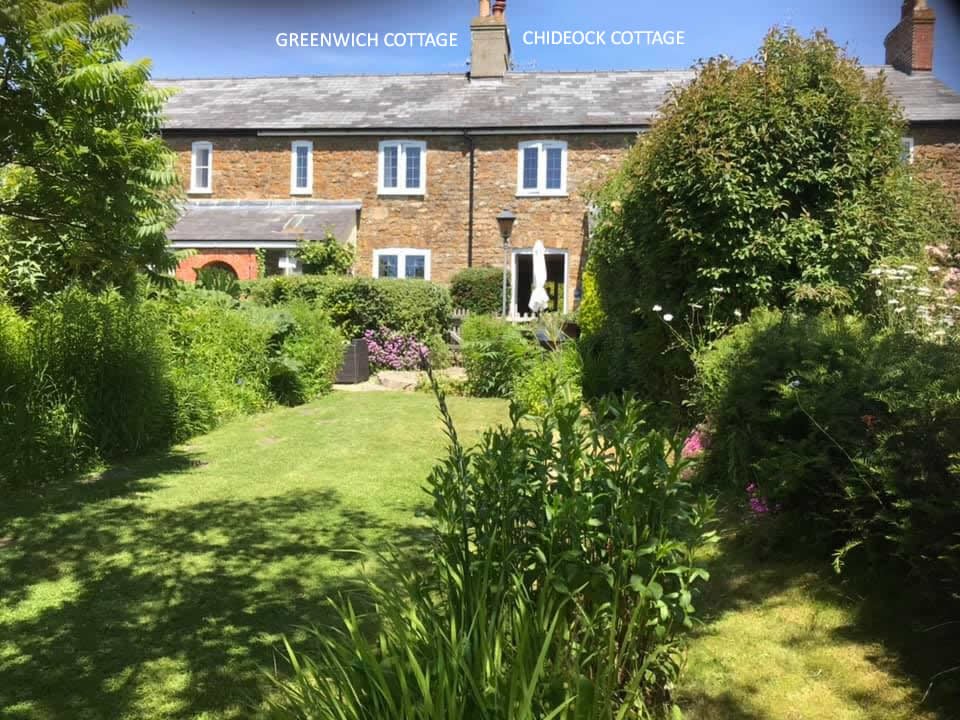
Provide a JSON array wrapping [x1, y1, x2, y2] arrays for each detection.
[[174, 250, 260, 282]]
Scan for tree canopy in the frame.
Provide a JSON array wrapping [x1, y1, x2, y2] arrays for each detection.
[[0, 0, 179, 308]]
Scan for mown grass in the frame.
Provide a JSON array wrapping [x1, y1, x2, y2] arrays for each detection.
[[678, 522, 960, 720], [0, 391, 506, 719], [3, 390, 955, 719]]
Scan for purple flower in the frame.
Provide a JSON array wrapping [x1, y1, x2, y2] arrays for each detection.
[[363, 326, 430, 370]]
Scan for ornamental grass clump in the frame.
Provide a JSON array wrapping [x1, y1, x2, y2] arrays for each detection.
[[266, 378, 716, 719]]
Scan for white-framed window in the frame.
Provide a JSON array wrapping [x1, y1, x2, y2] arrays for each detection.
[[373, 248, 431, 280], [290, 140, 313, 194], [517, 140, 568, 197], [190, 141, 213, 194], [901, 136, 915, 165], [378, 140, 426, 195]]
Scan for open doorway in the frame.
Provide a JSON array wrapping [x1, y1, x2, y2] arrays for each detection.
[[511, 249, 567, 316]]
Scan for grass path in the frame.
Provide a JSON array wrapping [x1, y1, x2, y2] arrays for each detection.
[[0, 392, 505, 720], [2, 390, 953, 719], [679, 530, 957, 720]]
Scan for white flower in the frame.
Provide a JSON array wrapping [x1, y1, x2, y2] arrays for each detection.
[[663, 314, 674, 322], [733, 309, 743, 318], [887, 299, 900, 306], [652, 304, 662, 312], [875, 289, 882, 297]]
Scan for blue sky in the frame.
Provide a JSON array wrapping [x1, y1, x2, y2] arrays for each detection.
[[124, 0, 960, 91]]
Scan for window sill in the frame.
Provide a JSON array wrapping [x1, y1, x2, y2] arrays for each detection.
[[188, 189, 213, 196], [290, 190, 313, 196], [516, 191, 568, 199], [378, 188, 426, 197]]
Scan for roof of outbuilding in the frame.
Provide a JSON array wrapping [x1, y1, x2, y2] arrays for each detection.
[[154, 67, 960, 132], [167, 200, 360, 244]]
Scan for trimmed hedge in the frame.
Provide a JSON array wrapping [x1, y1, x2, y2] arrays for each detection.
[[247, 276, 452, 340], [449, 267, 504, 315]]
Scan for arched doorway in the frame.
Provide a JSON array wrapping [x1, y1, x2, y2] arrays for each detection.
[[198, 260, 238, 278]]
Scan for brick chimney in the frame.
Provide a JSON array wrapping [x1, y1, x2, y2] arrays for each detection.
[[470, 0, 511, 79], [884, 0, 936, 73]]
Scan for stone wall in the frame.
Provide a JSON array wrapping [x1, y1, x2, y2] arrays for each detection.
[[166, 132, 635, 308], [914, 124, 960, 212]]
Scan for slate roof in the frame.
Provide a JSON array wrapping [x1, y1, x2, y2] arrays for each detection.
[[167, 200, 360, 244], [155, 67, 960, 131]]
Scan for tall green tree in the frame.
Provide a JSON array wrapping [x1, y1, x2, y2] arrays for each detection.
[[0, 0, 179, 308], [583, 28, 959, 403]]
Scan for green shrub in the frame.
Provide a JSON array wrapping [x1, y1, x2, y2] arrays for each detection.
[[512, 343, 583, 415], [268, 388, 716, 718], [1, 288, 177, 484], [693, 309, 960, 607], [195, 266, 242, 298], [585, 28, 959, 403], [158, 290, 274, 438], [449, 267, 504, 314], [460, 315, 535, 398], [278, 301, 346, 402], [248, 276, 452, 341], [294, 235, 355, 276]]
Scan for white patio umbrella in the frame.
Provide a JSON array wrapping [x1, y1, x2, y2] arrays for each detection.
[[528, 240, 550, 314]]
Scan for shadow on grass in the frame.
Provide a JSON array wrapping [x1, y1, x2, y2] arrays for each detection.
[[682, 508, 960, 719], [0, 448, 428, 719]]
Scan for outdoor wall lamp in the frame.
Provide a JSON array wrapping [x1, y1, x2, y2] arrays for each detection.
[[497, 209, 517, 317]]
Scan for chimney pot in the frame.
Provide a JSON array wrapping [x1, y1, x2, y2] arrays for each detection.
[[479, 0, 490, 17], [493, 0, 506, 17]]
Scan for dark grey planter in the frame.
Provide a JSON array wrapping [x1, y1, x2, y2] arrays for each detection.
[[336, 339, 370, 384]]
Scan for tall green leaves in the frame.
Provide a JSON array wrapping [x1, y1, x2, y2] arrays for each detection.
[[267, 382, 716, 718], [0, 0, 180, 308]]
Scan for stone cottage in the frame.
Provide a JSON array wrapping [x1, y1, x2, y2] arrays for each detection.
[[158, 0, 960, 316]]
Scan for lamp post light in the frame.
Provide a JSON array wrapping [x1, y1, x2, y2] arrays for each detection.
[[497, 209, 517, 317]]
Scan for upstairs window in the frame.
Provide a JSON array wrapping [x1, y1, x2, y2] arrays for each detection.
[[373, 248, 431, 280], [901, 137, 915, 165], [379, 140, 426, 195], [190, 141, 213, 193], [517, 140, 567, 197], [290, 141, 313, 194]]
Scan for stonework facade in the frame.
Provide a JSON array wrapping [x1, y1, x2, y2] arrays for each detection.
[[166, 132, 636, 310], [913, 124, 960, 210]]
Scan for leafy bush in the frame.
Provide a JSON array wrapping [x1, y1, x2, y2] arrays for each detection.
[[294, 235, 355, 276], [278, 301, 346, 402], [0, 288, 177, 484], [449, 267, 504, 315], [584, 28, 959, 402], [267, 388, 716, 718], [460, 315, 535, 397], [693, 309, 960, 607], [248, 276, 452, 341], [512, 344, 583, 415], [196, 266, 242, 298]]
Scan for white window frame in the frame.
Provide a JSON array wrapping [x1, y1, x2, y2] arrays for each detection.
[[290, 140, 314, 195], [516, 140, 568, 197], [373, 248, 431, 280], [190, 141, 213, 194], [901, 136, 915, 165], [378, 140, 427, 195]]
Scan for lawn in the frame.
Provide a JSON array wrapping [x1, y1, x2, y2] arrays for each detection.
[[0, 391, 506, 719], [2, 391, 952, 720]]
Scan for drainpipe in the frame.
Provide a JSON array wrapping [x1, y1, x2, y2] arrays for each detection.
[[466, 131, 475, 267]]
